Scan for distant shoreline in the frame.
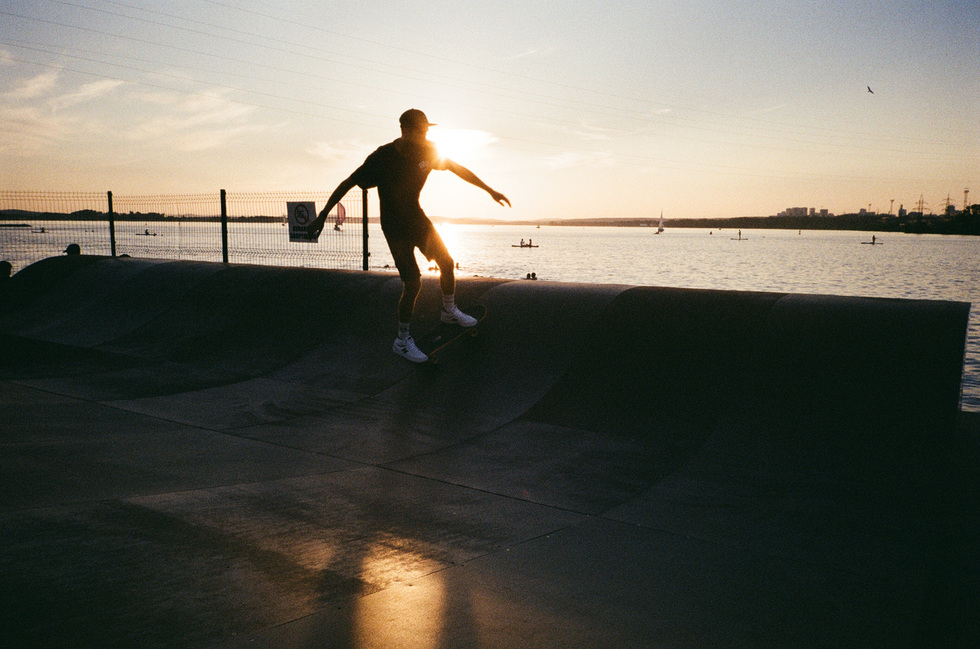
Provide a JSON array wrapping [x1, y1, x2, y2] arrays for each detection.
[[2, 209, 977, 235], [430, 212, 979, 236]]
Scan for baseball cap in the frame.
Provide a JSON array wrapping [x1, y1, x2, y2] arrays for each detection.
[[399, 109, 436, 128]]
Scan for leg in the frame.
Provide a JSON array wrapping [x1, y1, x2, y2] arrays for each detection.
[[438, 259, 455, 296], [419, 226, 477, 327], [387, 239, 428, 362], [418, 226, 455, 295], [387, 239, 423, 324], [398, 275, 420, 323]]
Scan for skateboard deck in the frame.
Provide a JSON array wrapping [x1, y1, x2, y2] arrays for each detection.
[[415, 305, 487, 364]]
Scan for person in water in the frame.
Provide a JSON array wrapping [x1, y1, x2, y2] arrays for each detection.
[[309, 109, 510, 362]]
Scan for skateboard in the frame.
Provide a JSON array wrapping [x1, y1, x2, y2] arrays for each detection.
[[415, 305, 487, 364]]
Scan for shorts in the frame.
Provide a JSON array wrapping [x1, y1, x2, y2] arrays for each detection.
[[385, 220, 452, 283]]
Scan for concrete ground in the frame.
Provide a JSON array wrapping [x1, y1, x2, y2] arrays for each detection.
[[1, 256, 977, 649]]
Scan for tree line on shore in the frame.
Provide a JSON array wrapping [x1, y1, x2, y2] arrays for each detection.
[[666, 206, 980, 235], [3, 205, 979, 235], [0, 209, 282, 223], [535, 204, 980, 235]]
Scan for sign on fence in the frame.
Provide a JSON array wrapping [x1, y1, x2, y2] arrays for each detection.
[[287, 201, 317, 242]]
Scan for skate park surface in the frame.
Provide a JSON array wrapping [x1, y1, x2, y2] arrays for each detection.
[[1, 255, 977, 649]]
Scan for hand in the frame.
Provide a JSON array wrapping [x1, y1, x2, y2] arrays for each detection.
[[491, 190, 511, 207], [308, 215, 325, 241]]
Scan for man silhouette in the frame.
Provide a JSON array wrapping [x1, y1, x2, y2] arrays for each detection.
[[310, 109, 510, 362]]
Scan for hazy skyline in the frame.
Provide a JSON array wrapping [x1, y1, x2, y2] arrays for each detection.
[[1, 0, 977, 221]]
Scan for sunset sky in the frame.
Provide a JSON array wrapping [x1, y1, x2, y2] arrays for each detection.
[[1, 0, 977, 221]]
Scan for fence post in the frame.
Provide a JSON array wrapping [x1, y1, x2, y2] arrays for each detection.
[[362, 188, 369, 271], [220, 189, 229, 263], [107, 190, 117, 257]]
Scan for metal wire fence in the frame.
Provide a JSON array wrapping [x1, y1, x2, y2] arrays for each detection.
[[223, 191, 366, 269], [0, 190, 368, 274]]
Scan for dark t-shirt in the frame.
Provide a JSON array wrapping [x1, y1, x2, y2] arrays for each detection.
[[350, 138, 445, 241]]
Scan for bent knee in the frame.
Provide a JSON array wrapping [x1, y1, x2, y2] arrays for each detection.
[[432, 251, 454, 272]]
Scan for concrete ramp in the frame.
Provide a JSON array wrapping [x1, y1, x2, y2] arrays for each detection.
[[1, 256, 975, 649]]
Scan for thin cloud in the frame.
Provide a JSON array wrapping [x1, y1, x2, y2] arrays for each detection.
[[542, 150, 615, 170], [172, 123, 265, 152], [4, 70, 60, 100], [503, 49, 540, 61], [308, 139, 372, 164], [1, 76, 129, 155], [127, 91, 258, 150], [49, 80, 125, 110], [555, 122, 617, 142], [501, 44, 561, 62], [747, 102, 788, 115], [0, 106, 70, 153]]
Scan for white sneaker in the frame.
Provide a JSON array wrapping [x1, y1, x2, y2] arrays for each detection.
[[393, 336, 428, 363], [441, 305, 478, 327]]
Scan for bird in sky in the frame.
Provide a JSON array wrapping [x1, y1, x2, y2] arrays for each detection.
[[867, 85, 874, 94]]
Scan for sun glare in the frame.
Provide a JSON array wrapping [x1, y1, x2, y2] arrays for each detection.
[[428, 128, 495, 162]]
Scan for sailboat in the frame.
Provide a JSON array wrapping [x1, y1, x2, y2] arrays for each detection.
[[656, 210, 665, 234]]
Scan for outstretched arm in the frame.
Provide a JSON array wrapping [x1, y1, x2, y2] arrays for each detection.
[[309, 175, 358, 239], [445, 160, 511, 207]]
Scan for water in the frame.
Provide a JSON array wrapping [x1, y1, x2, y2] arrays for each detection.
[[3, 221, 978, 411]]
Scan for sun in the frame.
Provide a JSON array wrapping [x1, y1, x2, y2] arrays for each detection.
[[428, 128, 495, 162]]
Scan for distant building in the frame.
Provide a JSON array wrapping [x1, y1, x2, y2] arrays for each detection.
[[778, 207, 809, 218], [776, 206, 833, 218]]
